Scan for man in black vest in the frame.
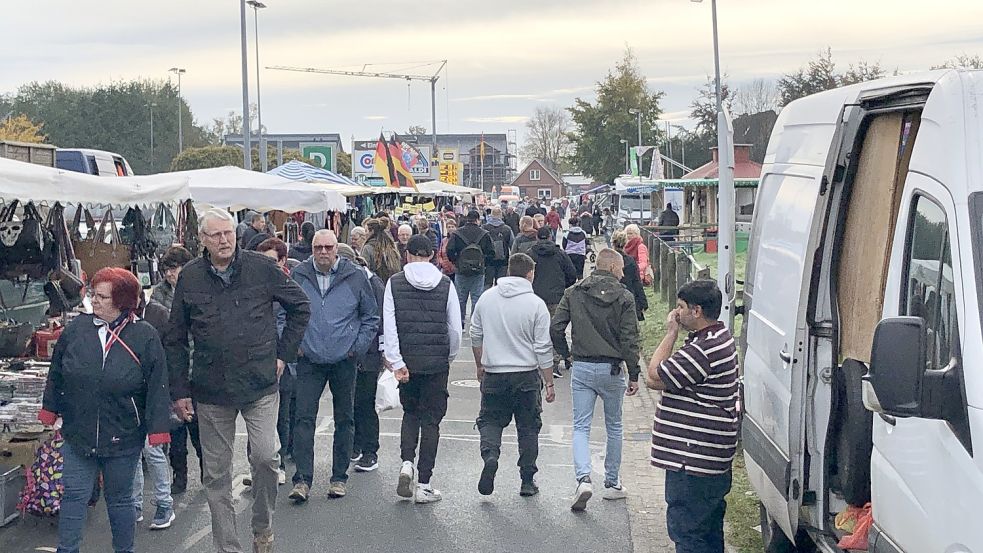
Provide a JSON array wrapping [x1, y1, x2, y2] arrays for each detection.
[[382, 235, 463, 504]]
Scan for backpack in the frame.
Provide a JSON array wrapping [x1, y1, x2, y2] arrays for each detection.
[[456, 231, 485, 276], [19, 431, 65, 517], [486, 225, 510, 263]]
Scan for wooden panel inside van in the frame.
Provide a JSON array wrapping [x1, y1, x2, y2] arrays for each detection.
[[837, 112, 920, 362]]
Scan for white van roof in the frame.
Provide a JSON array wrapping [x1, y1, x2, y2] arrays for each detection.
[[765, 69, 983, 197]]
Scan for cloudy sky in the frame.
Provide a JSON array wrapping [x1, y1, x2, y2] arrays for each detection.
[[3, 0, 982, 150]]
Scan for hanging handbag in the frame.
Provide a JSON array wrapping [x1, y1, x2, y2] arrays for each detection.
[[73, 208, 129, 277], [0, 202, 53, 280], [149, 203, 177, 255]]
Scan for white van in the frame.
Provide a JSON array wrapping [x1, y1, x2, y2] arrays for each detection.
[[742, 69, 983, 552]]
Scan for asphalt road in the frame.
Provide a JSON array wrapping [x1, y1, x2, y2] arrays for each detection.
[[0, 331, 631, 553]]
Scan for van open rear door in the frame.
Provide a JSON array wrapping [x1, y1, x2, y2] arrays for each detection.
[[742, 105, 851, 540]]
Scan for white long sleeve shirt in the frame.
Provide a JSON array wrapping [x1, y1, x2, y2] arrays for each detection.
[[383, 262, 462, 371]]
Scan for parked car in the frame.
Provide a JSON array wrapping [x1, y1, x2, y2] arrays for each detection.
[[55, 148, 134, 176], [742, 69, 982, 553]]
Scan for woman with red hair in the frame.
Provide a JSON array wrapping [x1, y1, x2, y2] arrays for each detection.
[[39, 267, 172, 553]]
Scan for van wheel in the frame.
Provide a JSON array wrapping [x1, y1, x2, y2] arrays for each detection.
[[760, 503, 797, 553]]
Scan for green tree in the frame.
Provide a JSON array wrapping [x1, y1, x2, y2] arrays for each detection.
[[933, 54, 983, 69], [778, 48, 885, 106], [568, 48, 664, 184], [336, 151, 352, 176], [690, 75, 732, 139], [170, 145, 243, 171], [12, 79, 211, 174]]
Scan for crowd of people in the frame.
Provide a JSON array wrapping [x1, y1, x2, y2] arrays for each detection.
[[37, 197, 739, 553]]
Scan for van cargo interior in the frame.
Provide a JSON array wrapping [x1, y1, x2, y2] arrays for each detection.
[[826, 110, 921, 510]]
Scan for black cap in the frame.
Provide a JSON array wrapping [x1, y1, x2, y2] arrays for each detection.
[[406, 234, 434, 257]]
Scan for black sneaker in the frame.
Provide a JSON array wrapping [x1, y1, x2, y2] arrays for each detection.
[[520, 480, 539, 497], [478, 457, 498, 496], [350, 449, 363, 463], [171, 478, 187, 495], [552, 367, 563, 379], [354, 454, 379, 472]]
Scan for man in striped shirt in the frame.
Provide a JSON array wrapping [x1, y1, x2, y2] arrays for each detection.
[[647, 279, 738, 553]]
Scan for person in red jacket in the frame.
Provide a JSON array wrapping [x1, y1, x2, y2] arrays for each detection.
[[545, 205, 562, 240]]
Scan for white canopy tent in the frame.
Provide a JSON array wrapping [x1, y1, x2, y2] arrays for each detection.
[[416, 180, 480, 198], [0, 157, 190, 207], [173, 166, 347, 212]]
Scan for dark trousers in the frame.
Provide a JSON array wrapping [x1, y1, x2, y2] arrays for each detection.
[[353, 370, 381, 457], [665, 469, 732, 553], [476, 370, 543, 482], [277, 376, 297, 467], [59, 442, 140, 553], [293, 357, 357, 486], [399, 370, 449, 484], [169, 416, 203, 485], [569, 254, 586, 279], [485, 264, 507, 289]]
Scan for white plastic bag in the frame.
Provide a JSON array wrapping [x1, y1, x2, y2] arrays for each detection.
[[375, 370, 402, 414]]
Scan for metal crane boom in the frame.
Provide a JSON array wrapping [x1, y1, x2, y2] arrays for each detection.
[[267, 61, 448, 161]]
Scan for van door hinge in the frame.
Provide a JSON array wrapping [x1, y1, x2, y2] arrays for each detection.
[[819, 366, 833, 384], [811, 322, 833, 338], [792, 479, 801, 500], [820, 175, 830, 195]]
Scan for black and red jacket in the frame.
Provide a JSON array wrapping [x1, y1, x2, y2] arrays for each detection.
[[40, 313, 172, 456]]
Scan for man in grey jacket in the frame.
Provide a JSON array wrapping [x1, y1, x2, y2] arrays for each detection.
[[470, 253, 556, 498], [288, 230, 380, 502]]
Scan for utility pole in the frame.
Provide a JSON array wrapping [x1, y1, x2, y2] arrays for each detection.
[[148, 103, 157, 172], [239, 0, 252, 170], [247, 1, 267, 171], [169, 68, 186, 152]]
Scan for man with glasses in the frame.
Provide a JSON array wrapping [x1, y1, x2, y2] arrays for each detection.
[[164, 208, 310, 553], [288, 230, 379, 502]]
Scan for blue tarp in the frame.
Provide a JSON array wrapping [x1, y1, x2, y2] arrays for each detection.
[[267, 160, 362, 187]]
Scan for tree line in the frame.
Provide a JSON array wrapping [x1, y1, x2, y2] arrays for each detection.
[[521, 49, 983, 185]]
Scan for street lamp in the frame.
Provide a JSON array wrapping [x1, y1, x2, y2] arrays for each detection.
[[619, 139, 629, 175], [246, 0, 267, 171], [169, 67, 186, 152], [148, 102, 157, 172], [692, 0, 736, 328], [239, 0, 252, 170]]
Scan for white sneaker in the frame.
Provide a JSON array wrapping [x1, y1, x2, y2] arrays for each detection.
[[603, 481, 628, 500], [571, 479, 593, 511], [397, 461, 416, 498], [414, 483, 442, 504], [277, 468, 286, 486]]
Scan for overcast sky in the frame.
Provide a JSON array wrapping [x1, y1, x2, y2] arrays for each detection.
[[3, 0, 982, 151]]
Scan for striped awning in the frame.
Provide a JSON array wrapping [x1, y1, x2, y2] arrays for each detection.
[[267, 160, 362, 187]]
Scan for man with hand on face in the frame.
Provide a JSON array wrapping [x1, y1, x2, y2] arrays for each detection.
[[551, 248, 640, 512], [165, 208, 310, 553], [383, 235, 462, 505], [288, 230, 380, 503], [647, 280, 738, 553]]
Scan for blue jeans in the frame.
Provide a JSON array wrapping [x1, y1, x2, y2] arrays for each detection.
[[133, 439, 173, 512], [455, 272, 485, 326], [58, 441, 141, 553], [665, 469, 733, 553], [571, 361, 626, 484]]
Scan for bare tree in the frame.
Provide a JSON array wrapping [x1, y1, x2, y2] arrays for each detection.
[[733, 78, 778, 115], [521, 105, 572, 173], [933, 54, 983, 69]]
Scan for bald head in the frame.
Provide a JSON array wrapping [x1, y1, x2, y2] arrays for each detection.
[[595, 248, 625, 279]]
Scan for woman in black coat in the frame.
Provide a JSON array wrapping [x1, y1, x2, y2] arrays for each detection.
[[40, 267, 172, 553], [613, 231, 649, 321]]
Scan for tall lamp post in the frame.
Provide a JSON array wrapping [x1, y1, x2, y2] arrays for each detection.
[[148, 102, 157, 172], [169, 67, 186, 152], [619, 139, 629, 175], [246, 0, 267, 171], [239, 0, 252, 170], [692, 0, 735, 328]]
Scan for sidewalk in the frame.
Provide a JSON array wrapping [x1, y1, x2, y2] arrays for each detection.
[[621, 374, 675, 553]]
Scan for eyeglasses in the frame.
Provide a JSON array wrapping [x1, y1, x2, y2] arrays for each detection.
[[202, 230, 235, 241], [312, 244, 336, 252], [86, 291, 113, 302]]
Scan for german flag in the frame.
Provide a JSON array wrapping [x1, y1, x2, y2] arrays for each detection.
[[373, 133, 397, 188]]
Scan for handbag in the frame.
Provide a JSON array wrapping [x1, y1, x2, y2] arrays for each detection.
[[149, 203, 177, 255], [0, 201, 53, 279], [73, 208, 129, 277]]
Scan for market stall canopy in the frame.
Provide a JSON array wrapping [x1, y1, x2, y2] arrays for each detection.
[[0, 157, 190, 207], [416, 180, 481, 197], [267, 160, 361, 187], [681, 145, 763, 180], [615, 176, 759, 194], [173, 166, 346, 212]]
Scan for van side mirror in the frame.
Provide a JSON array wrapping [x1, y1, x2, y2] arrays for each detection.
[[866, 317, 928, 417]]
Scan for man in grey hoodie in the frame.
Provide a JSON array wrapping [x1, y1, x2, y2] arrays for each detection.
[[288, 230, 380, 502], [471, 253, 556, 498]]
